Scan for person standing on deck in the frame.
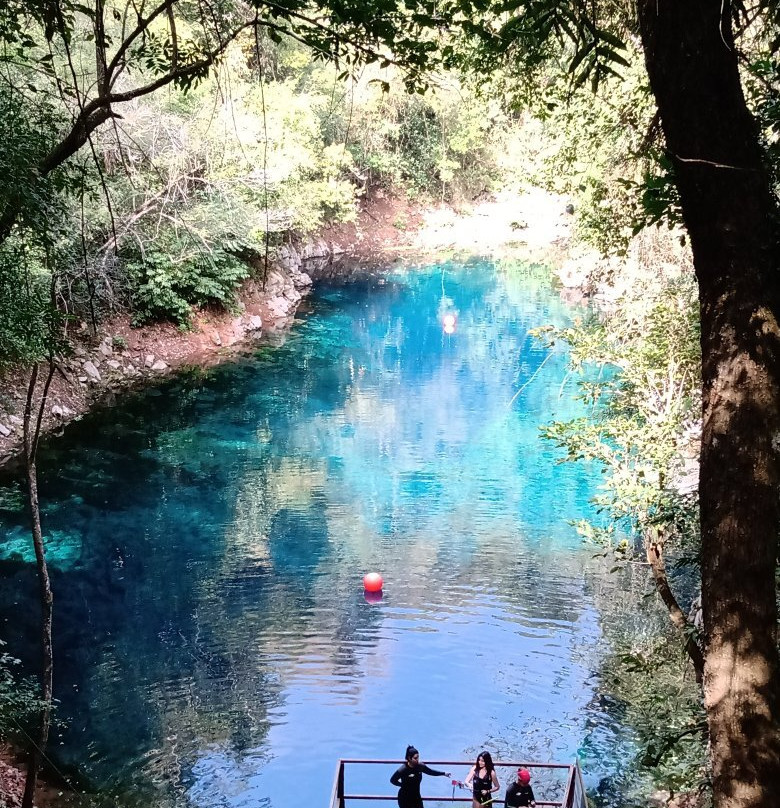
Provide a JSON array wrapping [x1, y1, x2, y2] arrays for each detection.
[[390, 745, 451, 808], [505, 768, 536, 807], [464, 751, 500, 807]]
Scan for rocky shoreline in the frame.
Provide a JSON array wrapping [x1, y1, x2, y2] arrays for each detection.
[[0, 258, 313, 468], [0, 187, 578, 471], [0, 192, 421, 470]]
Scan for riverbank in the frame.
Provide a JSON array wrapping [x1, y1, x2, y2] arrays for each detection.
[[0, 186, 576, 470]]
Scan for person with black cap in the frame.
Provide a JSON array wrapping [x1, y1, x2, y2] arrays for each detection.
[[505, 768, 536, 807], [390, 745, 451, 808]]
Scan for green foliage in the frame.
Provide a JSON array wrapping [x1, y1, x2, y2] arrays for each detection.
[[0, 242, 61, 367], [0, 1, 523, 330], [593, 610, 709, 802], [0, 85, 71, 366], [536, 271, 701, 556], [492, 44, 663, 254], [619, 154, 684, 236], [125, 243, 248, 328], [742, 52, 780, 196], [534, 269, 708, 796], [322, 72, 506, 200]]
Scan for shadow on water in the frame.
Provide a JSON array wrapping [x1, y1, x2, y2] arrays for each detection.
[[1, 259, 639, 807]]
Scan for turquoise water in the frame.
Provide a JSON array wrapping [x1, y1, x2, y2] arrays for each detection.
[[0, 259, 631, 806]]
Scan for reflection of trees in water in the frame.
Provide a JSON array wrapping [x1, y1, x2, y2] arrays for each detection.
[[578, 563, 706, 805], [0, 261, 612, 806]]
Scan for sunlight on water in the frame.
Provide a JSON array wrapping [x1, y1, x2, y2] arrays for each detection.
[[0, 259, 634, 807]]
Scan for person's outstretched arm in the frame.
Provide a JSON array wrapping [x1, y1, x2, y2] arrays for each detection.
[[464, 766, 476, 788], [420, 764, 451, 777]]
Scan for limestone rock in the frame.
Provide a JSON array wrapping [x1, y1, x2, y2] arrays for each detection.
[[264, 270, 287, 297], [276, 244, 302, 273], [267, 296, 291, 318], [82, 360, 101, 381], [151, 360, 168, 372], [300, 239, 329, 260]]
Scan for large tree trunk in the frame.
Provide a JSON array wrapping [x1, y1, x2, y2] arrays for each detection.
[[636, 3, 780, 807]]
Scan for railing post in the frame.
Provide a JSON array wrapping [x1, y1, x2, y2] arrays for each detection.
[[560, 764, 574, 808], [338, 760, 345, 808], [575, 760, 587, 808]]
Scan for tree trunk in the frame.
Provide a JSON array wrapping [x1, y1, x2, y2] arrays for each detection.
[[637, 3, 780, 807], [21, 364, 55, 808]]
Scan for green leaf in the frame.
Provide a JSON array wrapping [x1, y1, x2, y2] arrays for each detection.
[[569, 39, 596, 75], [595, 27, 626, 51]]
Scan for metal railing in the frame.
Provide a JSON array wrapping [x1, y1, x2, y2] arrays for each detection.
[[329, 759, 588, 808]]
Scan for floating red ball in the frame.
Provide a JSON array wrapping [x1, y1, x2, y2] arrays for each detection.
[[363, 572, 383, 592]]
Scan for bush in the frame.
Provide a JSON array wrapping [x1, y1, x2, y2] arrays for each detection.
[[125, 245, 248, 328]]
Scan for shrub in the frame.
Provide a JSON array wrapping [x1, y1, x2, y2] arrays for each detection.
[[125, 246, 248, 328]]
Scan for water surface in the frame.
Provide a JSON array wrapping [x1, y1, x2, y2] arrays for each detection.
[[0, 259, 631, 806]]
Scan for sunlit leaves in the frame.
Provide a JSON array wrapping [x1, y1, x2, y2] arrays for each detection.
[[537, 271, 701, 559]]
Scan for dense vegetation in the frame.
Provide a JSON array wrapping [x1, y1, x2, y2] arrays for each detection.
[[0, 33, 509, 335], [3, 3, 780, 808]]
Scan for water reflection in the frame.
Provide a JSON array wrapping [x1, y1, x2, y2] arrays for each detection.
[[0, 260, 630, 807]]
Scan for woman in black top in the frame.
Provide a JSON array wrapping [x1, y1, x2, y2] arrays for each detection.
[[390, 745, 451, 808], [464, 751, 500, 807]]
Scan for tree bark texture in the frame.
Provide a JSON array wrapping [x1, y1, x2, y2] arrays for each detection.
[[637, 3, 780, 807]]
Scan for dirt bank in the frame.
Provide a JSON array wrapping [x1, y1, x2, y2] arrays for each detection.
[[0, 187, 574, 470]]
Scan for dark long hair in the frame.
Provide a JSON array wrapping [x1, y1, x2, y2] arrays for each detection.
[[475, 751, 494, 774], [405, 745, 419, 764]]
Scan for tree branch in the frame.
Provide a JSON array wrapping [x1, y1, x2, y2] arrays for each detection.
[[645, 526, 705, 683], [106, 0, 175, 89]]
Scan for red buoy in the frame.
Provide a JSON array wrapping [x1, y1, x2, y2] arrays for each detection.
[[363, 572, 383, 592]]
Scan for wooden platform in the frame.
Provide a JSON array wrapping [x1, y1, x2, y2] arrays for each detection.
[[329, 758, 588, 808]]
